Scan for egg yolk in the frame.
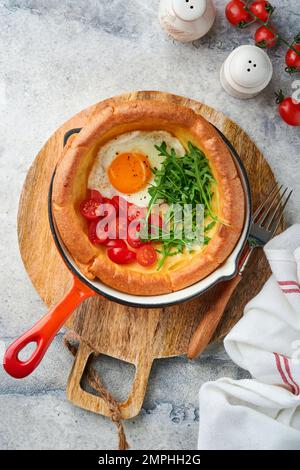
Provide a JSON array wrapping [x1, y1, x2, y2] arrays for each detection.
[[108, 152, 152, 194]]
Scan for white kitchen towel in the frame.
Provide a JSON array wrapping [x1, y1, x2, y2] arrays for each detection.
[[198, 224, 300, 450]]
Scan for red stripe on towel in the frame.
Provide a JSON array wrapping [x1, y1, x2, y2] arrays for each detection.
[[278, 281, 300, 288], [281, 289, 300, 294], [282, 355, 300, 396], [274, 352, 295, 394]]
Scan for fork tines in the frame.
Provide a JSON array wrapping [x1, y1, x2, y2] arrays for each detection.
[[253, 184, 293, 234]]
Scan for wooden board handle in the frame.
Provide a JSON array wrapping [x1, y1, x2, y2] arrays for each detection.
[[66, 341, 153, 420], [187, 274, 242, 359]]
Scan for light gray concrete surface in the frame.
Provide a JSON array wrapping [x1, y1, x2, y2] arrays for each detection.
[[0, 0, 299, 450]]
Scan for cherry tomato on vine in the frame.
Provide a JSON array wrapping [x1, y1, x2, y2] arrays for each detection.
[[276, 90, 300, 127], [285, 43, 300, 74], [255, 25, 277, 48], [249, 1, 274, 23], [225, 0, 252, 28]]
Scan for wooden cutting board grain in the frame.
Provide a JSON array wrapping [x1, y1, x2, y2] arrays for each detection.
[[17, 91, 281, 419]]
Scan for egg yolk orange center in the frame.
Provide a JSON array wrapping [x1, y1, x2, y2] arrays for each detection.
[[108, 152, 152, 194]]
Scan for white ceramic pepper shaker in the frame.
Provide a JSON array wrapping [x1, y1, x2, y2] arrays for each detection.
[[220, 45, 273, 99], [159, 0, 216, 43]]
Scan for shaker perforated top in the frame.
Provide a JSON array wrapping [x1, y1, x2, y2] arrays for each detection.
[[228, 45, 273, 90], [172, 0, 207, 21]]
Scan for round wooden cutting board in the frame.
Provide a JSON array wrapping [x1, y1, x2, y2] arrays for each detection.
[[17, 91, 280, 419]]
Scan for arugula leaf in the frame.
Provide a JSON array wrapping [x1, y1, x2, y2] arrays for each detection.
[[204, 221, 216, 232], [144, 141, 219, 269]]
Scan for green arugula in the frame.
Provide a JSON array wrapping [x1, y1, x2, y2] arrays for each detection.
[[142, 141, 219, 270]]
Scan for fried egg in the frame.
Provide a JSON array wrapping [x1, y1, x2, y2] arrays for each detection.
[[88, 130, 185, 207]]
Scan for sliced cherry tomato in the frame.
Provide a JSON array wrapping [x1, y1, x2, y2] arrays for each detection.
[[225, 1, 252, 28], [95, 219, 112, 244], [104, 216, 128, 240], [105, 239, 127, 249], [80, 199, 101, 221], [107, 247, 136, 265], [285, 43, 300, 75], [88, 219, 108, 245], [249, 1, 274, 23], [112, 195, 131, 210], [136, 245, 157, 267], [127, 222, 141, 248], [111, 197, 147, 223], [116, 216, 128, 239], [127, 237, 144, 249], [102, 197, 119, 215], [89, 218, 128, 247], [255, 25, 277, 49], [95, 198, 118, 223], [90, 189, 103, 202], [276, 90, 300, 127], [127, 221, 150, 248], [128, 204, 147, 222]]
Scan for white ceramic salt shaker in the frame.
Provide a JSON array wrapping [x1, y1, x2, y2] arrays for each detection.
[[159, 0, 216, 43], [220, 45, 273, 99]]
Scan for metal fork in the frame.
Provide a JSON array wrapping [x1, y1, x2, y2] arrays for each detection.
[[187, 185, 293, 360], [239, 184, 293, 274]]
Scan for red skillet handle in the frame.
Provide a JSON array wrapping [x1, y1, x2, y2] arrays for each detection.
[[3, 276, 96, 379]]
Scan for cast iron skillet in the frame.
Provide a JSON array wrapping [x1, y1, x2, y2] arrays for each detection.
[[3, 127, 251, 379]]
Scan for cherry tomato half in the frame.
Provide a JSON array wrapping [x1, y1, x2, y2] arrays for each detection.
[[105, 239, 127, 249], [136, 245, 157, 267], [127, 223, 142, 248], [102, 197, 119, 216], [225, 0, 252, 27], [80, 199, 101, 221], [285, 43, 300, 74], [107, 247, 136, 264], [127, 221, 150, 249], [109, 216, 128, 240], [88, 219, 108, 245], [128, 204, 147, 222], [90, 189, 103, 202], [249, 1, 273, 23], [111, 195, 130, 213], [255, 25, 277, 49], [127, 237, 144, 249]]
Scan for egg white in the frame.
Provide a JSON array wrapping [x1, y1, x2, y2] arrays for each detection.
[[88, 130, 185, 207]]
